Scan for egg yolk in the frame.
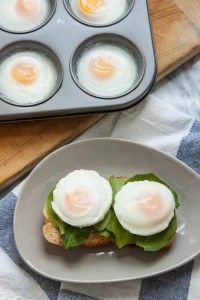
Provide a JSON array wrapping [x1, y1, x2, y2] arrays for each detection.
[[65, 190, 92, 214], [137, 190, 168, 225], [16, 0, 39, 17], [89, 57, 115, 80], [12, 62, 38, 84], [79, 0, 103, 15]]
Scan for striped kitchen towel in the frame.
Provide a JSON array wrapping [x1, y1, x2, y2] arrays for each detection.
[[0, 95, 199, 300]]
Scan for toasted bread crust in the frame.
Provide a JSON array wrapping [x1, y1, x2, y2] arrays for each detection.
[[83, 231, 114, 247], [43, 204, 50, 224], [43, 222, 63, 246]]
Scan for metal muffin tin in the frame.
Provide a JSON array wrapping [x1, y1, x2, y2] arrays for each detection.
[[0, 0, 156, 122]]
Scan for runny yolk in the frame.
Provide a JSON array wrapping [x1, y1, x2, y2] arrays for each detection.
[[65, 190, 92, 214], [78, 0, 103, 15], [16, 0, 39, 17], [12, 62, 38, 84], [89, 57, 115, 80], [137, 190, 168, 225]]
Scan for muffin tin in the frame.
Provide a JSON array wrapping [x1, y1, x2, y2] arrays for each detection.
[[0, 0, 156, 122]]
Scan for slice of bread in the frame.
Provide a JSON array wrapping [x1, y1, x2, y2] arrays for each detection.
[[42, 176, 175, 250]]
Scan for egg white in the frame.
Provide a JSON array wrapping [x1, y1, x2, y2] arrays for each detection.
[[69, 0, 128, 25], [76, 43, 138, 98], [52, 170, 113, 227], [0, 0, 50, 32], [114, 181, 176, 236], [0, 51, 58, 105]]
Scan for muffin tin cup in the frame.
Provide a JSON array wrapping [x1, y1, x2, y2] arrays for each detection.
[[0, 0, 57, 34], [0, 41, 63, 107], [70, 33, 145, 99], [0, 0, 156, 122]]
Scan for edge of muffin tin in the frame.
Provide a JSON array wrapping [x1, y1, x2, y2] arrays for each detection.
[[64, 0, 135, 28], [0, 0, 156, 121]]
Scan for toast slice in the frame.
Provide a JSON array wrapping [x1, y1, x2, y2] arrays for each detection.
[[43, 176, 175, 249]]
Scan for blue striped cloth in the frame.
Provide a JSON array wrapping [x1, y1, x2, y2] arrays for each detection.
[[1, 55, 200, 299]]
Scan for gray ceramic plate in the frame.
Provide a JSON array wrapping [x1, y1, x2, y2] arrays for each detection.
[[14, 138, 200, 283]]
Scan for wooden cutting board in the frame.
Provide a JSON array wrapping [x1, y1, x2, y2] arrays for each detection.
[[1, 0, 200, 190]]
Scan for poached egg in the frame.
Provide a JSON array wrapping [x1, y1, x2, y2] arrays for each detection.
[[69, 0, 129, 26], [76, 42, 138, 98], [0, 50, 59, 105], [114, 180, 175, 236], [0, 0, 50, 32], [52, 170, 113, 227]]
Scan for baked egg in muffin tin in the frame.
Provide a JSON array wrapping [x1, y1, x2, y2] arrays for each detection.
[[0, 0, 156, 121]]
